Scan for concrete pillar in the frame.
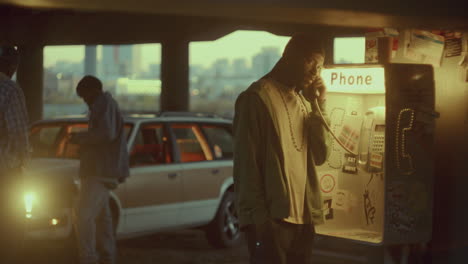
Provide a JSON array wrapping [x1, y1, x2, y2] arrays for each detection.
[[85, 45, 97, 76], [160, 38, 189, 111], [16, 45, 43, 123], [377, 37, 393, 64]]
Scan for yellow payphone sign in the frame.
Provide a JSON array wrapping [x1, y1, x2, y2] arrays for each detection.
[[321, 67, 385, 94]]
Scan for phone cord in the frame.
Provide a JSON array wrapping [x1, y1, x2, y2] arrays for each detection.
[[313, 99, 358, 156]]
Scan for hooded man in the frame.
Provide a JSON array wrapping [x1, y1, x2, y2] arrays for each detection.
[[70, 75, 129, 264]]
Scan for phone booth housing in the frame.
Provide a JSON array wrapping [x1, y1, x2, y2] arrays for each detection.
[[315, 63, 435, 246]]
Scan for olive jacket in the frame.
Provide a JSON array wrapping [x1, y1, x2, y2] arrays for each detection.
[[233, 79, 330, 229]]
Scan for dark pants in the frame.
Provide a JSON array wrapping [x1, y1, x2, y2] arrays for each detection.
[[246, 220, 316, 264], [0, 168, 25, 263]]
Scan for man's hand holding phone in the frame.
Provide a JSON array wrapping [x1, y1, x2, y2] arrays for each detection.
[[303, 76, 327, 103]]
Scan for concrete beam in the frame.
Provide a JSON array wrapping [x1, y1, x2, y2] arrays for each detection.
[[16, 45, 44, 123], [160, 37, 189, 111], [2, 3, 467, 46], [1, 0, 467, 30], [84, 46, 97, 76]]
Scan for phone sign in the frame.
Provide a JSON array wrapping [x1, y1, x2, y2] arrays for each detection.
[[321, 67, 385, 94]]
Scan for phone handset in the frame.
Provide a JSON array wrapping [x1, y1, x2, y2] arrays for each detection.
[[307, 79, 357, 156], [395, 108, 415, 175], [313, 98, 357, 156]]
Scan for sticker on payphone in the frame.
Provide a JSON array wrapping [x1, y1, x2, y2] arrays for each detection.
[[332, 190, 349, 211], [338, 124, 359, 153], [342, 153, 358, 174], [323, 198, 334, 220], [320, 173, 338, 194], [370, 153, 383, 169]]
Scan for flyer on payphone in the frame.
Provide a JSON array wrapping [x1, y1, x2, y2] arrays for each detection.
[[315, 64, 435, 246]]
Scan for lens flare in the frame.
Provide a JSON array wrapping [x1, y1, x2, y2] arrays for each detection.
[[24, 192, 36, 217]]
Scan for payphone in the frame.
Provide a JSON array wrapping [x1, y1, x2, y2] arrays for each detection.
[[314, 64, 436, 246], [358, 106, 385, 174]]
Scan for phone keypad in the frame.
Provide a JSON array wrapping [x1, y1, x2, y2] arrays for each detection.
[[372, 135, 385, 152]]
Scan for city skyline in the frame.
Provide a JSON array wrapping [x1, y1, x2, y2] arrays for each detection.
[[45, 46, 283, 80], [44, 30, 290, 70], [44, 32, 365, 72], [42, 34, 365, 119]]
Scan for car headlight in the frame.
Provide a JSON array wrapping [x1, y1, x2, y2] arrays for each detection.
[[24, 192, 37, 218]]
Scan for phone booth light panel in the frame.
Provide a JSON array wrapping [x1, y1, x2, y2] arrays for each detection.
[[315, 64, 435, 246]]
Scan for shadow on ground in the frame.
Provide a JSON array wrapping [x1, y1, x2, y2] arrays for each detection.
[[22, 229, 249, 264]]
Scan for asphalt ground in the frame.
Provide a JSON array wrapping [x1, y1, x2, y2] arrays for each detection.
[[21, 229, 250, 264]]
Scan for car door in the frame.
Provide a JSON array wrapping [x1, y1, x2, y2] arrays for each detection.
[[121, 122, 183, 234], [199, 123, 234, 195], [170, 122, 221, 226]]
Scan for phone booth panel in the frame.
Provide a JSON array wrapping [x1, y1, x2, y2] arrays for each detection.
[[384, 63, 435, 244], [314, 64, 435, 246]]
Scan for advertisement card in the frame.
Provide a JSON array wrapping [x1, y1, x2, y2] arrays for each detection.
[[404, 30, 445, 67], [365, 28, 399, 63], [444, 31, 463, 57]]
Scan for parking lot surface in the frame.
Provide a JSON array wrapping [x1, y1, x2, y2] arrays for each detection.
[[117, 229, 249, 264], [23, 229, 250, 264]]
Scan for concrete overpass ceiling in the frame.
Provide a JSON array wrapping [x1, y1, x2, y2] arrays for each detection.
[[0, 1, 466, 47], [0, 6, 360, 46], [1, 0, 467, 31]]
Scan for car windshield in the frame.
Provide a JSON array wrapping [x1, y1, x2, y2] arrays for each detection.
[[30, 122, 133, 159]]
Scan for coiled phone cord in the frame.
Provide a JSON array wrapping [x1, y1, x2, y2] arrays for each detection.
[[313, 98, 358, 156]]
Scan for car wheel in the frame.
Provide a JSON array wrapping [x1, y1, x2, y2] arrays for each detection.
[[206, 191, 242, 248]]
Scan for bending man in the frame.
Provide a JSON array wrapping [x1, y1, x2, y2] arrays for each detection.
[[70, 75, 129, 264]]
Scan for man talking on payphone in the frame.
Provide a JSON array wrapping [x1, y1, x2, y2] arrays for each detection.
[[233, 34, 330, 264]]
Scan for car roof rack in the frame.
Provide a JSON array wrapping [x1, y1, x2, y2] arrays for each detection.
[[158, 111, 221, 118], [123, 111, 158, 118], [122, 111, 221, 119]]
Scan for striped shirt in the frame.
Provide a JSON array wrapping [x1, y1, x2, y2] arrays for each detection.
[[0, 72, 30, 172]]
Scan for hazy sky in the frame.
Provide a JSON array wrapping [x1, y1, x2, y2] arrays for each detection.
[[334, 37, 365, 63], [43, 30, 365, 69], [190, 31, 289, 67], [44, 30, 290, 69]]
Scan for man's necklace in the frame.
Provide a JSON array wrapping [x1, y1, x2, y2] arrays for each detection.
[[277, 86, 308, 152]]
